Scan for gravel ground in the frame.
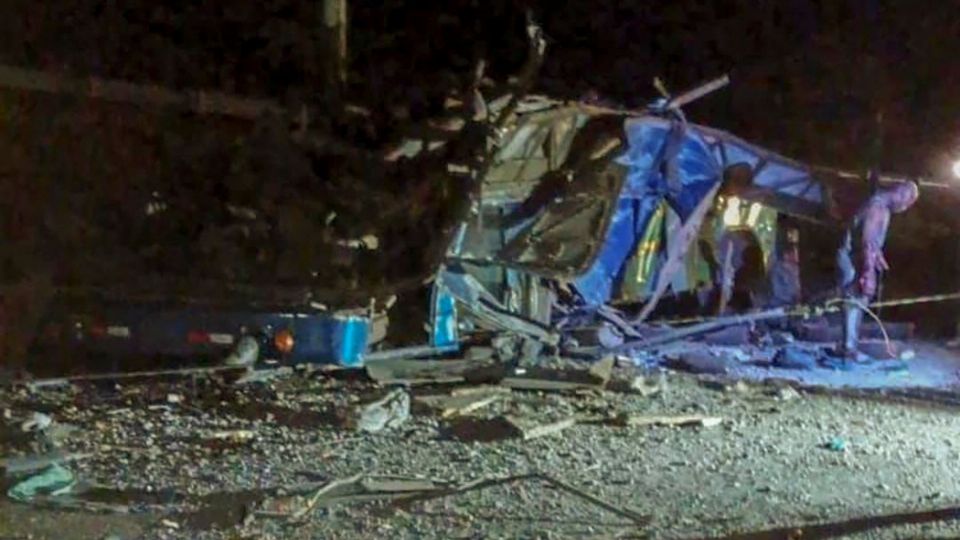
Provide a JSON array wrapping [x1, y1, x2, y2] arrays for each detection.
[[2, 366, 960, 540]]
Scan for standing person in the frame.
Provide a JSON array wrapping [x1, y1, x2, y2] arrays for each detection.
[[835, 179, 919, 359]]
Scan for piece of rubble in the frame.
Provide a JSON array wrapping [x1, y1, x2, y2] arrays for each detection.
[[166, 393, 183, 404], [352, 389, 410, 433]]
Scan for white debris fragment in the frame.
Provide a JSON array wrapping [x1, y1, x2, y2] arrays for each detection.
[[21, 412, 53, 432]]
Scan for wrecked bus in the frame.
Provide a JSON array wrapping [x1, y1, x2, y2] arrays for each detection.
[[429, 95, 870, 353]]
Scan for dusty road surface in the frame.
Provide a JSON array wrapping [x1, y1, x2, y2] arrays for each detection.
[[2, 365, 960, 540]]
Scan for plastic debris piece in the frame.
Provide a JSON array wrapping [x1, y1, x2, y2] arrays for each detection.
[[825, 437, 847, 452], [7, 463, 76, 502]]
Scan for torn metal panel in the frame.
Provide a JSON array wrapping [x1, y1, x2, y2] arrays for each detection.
[[433, 265, 559, 345]]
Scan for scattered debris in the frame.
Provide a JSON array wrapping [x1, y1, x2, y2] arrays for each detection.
[[166, 393, 183, 404], [7, 463, 76, 502], [352, 389, 411, 433]]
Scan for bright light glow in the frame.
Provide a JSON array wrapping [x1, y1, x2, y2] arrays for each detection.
[[746, 203, 762, 226], [722, 197, 741, 226], [952, 160, 960, 179]]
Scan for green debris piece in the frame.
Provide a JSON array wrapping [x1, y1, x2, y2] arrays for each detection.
[[7, 463, 76, 502], [826, 437, 847, 452]]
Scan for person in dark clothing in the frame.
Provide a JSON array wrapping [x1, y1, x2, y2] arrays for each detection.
[[835, 179, 919, 359], [768, 227, 801, 308], [715, 228, 767, 315]]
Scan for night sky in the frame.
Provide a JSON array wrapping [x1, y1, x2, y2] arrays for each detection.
[[4, 1, 959, 177]]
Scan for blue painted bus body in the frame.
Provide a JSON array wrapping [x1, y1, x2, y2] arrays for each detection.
[[39, 301, 375, 367]]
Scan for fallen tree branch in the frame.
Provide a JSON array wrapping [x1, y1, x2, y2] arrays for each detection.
[[391, 472, 649, 526]]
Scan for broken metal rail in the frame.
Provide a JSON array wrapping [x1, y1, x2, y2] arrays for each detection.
[[652, 291, 960, 326]]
